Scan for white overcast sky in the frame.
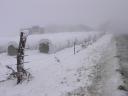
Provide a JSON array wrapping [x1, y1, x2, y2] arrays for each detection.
[[0, 0, 128, 36]]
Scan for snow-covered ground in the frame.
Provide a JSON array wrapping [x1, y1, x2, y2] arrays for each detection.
[[0, 33, 125, 96]]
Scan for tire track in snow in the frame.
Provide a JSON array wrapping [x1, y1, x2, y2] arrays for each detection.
[[115, 35, 128, 95], [88, 35, 124, 96]]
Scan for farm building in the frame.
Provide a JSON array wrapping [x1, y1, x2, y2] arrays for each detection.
[[44, 24, 93, 33], [20, 25, 44, 35]]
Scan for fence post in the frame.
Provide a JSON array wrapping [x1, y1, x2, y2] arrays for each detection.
[[74, 42, 76, 54], [17, 32, 27, 84]]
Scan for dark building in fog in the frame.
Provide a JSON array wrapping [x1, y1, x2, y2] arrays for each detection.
[[20, 25, 44, 35]]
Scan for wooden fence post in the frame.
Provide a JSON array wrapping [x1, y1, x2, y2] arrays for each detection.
[[17, 32, 27, 84], [74, 42, 76, 54]]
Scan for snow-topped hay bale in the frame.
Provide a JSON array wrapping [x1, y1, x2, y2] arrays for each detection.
[[8, 41, 18, 56], [0, 37, 15, 53], [0, 36, 19, 54], [39, 39, 53, 53]]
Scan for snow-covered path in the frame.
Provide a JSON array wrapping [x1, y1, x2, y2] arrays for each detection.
[[88, 34, 128, 96], [88, 35, 124, 96], [115, 35, 128, 95]]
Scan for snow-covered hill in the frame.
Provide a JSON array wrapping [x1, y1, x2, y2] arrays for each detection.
[[0, 33, 124, 96]]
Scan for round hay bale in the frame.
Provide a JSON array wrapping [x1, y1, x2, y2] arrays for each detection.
[[39, 39, 54, 54], [39, 42, 49, 53], [39, 39, 50, 53], [8, 42, 18, 56]]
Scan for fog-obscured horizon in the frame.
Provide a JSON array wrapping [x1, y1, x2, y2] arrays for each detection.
[[0, 0, 128, 36]]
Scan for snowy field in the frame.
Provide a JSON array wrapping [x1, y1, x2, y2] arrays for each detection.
[[0, 33, 125, 96]]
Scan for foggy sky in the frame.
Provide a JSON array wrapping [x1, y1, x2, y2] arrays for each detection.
[[0, 0, 128, 36]]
